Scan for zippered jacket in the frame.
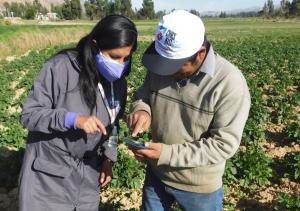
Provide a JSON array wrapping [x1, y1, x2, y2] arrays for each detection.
[[18, 50, 127, 210]]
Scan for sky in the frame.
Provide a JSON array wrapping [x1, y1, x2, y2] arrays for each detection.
[[131, 0, 282, 12]]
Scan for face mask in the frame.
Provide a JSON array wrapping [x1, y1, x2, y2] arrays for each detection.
[[95, 52, 129, 82]]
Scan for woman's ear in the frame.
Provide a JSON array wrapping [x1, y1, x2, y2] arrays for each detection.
[[92, 39, 98, 48]]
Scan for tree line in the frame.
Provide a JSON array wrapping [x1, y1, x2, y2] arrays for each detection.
[[218, 0, 300, 18], [262, 0, 300, 17], [1, 0, 159, 20], [84, 0, 156, 20], [2, 0, 299, 20], [2, 0, 48, 19]]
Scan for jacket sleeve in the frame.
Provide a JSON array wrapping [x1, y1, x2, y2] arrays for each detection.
[[20, 61, 69, 134], [131, 73, 152, 116], [157, 77, 251, 168]]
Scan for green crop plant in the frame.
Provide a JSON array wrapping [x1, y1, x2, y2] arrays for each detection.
[[233, 146, 273, 189], [109, 149, 146, 189], [283, 152, 300, 182], [278, 193, 300, 210]]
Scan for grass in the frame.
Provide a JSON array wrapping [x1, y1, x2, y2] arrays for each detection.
[[0, 24, 90, 40], [0, 17, 299, 58], [204, 18, 300, 40], [0, 20, 156, 58], [0, 24, 92, 58]]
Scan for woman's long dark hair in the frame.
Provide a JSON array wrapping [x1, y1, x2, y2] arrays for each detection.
[[76, 15, 137, 113]]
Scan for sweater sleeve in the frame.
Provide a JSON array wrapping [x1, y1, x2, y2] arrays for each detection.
[[157, 79, 251, 167], [20, 61, 69, 133]]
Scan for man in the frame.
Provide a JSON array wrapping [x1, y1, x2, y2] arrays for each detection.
[[127, 10, 250, 211]]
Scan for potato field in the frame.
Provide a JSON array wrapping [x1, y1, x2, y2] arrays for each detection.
[[0, 18, 299, 210]]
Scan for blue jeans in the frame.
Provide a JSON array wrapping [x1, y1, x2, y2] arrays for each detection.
[[142, 168, 224, 211]]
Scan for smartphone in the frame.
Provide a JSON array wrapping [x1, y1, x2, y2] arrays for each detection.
[[124, 137, 146, 149]]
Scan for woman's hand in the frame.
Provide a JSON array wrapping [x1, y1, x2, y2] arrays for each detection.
[[127, 111, 151, 137], [75, 115, 107, 135], [99, 159, 113, 187]]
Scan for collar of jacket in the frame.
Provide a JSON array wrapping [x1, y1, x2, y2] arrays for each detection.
[[195, 45, 216, 78], [176, 45, 216, 87], [65, 50, 82, 71]]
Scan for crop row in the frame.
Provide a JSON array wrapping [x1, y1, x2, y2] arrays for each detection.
[[0, 35, 299, 209]]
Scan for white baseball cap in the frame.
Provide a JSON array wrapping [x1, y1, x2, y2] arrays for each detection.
[[142, 10, 205, 76]]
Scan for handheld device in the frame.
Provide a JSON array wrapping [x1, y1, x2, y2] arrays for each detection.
[[124, 137, 146, 149]]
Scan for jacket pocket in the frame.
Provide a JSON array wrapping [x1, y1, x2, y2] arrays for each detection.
[[33, 157, 72, 178]]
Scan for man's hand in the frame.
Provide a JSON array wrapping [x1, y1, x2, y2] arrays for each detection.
[[127, 111, 151, 137], [99, 159, 113, 187], [131, 142, 162, 160], [75, 115, 107, 135]]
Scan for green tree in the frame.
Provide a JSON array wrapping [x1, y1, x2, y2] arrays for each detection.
[[113, 0, 122, 14], [62, 0, 72, 19], [296, 0, 300, 15], [10, 2, 23, 17], [84, 1, 93, 19], [85, 0, 108, 20], [33, 0, 48, 15], [120, 0, 134, 18], [267, 0, 275, 16], [290, 0, 300, 15], [280, 0, 291, 16], [19, 3, 26, 18], [3, 2, 10, 17], [219, 11, 227, 18], [51, 4, 63, 19], [24, 6, 36, 19], [190, 9, 200, 17], [85, 0, 133, 19], [155, 10, 166, 19], [4, 1, 48, 19], [263, 2, 268, 16], [70, 0, 82, 19], [98, 0, 109, 17], [139, 0, 155, 19]]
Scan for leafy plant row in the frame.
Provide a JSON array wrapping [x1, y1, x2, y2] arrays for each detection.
[[0, 36, 299, 199]]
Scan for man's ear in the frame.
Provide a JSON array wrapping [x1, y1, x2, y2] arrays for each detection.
[[197, 47, 206, 62]]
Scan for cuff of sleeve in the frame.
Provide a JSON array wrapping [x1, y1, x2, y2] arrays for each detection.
[[104, 147, 117, 162], [64, 112, 79, 129], [157, 144, 172, 166], [102, 141, 117, 162], [132, 102, 151, 116]]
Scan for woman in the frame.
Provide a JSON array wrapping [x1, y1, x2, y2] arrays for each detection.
[[19, 15, 137, 211]]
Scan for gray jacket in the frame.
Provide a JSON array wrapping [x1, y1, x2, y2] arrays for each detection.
[[18, 50, 127, 210]]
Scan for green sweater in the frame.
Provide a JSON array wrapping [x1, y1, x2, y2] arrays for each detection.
[[132, 46, 251, 193]]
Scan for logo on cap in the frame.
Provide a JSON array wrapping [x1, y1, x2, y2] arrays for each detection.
[[157, 32, 163, 41], [157, 25, 177, 47], [164, 30, 176, 47], [159, 25, 168, 33]]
